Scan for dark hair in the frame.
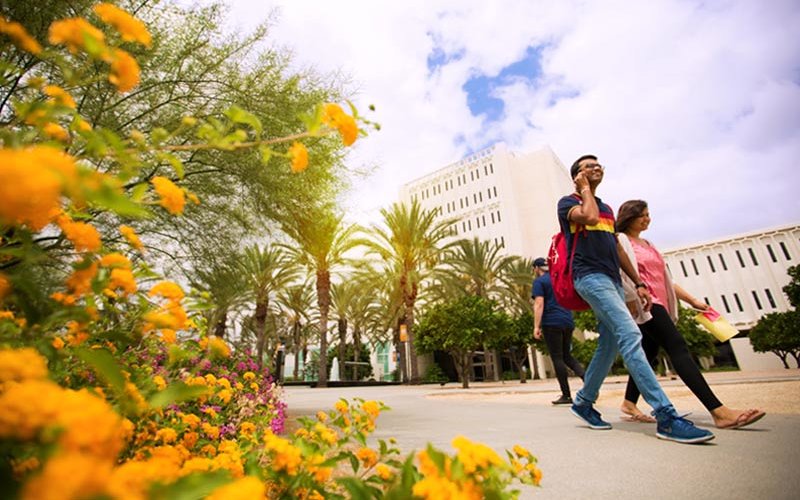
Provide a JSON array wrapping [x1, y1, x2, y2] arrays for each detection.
[[615, 200, 648, 234], [570, 154, 597, 179]]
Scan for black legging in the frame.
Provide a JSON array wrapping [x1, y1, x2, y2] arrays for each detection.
[[542, 326, 585, 397], [625, 304, 722, 411]]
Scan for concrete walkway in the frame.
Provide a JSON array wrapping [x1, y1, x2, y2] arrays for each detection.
[[283, 370, 800, 499]]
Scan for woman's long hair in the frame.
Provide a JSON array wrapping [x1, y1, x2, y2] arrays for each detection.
[[615, 200, 648, 234]]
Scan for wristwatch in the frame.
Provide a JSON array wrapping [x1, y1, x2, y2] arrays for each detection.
[[635, 283, 647, 289]]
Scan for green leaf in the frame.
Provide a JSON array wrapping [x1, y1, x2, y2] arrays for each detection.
[[348, 451, 360, 473], [151, 127, 170, 145], [149, 382, 211, 409], [259, 145, 272, 165], [336, 477, 374, 500], [156, 152, 185, 179], [224, 105, 262, 135], [87, 182, 150, 218], [131, 183, 149, 202], [75, 348, 127, 395], [147, 471, 231, 500]]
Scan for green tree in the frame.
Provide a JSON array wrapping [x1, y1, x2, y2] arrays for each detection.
[[281, 206, 359, 387], [783, 265, 800, 308], [749, 310, 800, 368], [415, 295, 511, 388], [675, 306, 717, 360], [275, 280, 316, 379], [362, 199, 453, 383]]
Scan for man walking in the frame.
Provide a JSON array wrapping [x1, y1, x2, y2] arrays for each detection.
[[531, 257, 585, 405], [557, 154, 714, 443]]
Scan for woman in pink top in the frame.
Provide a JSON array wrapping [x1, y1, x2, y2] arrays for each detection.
[[616, 200, 765, 429]]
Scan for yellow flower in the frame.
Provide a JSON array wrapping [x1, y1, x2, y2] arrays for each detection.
[[263, 432, 303, 475], [0, 146, 77, 230], [527, 463, 543, 486], [43, 85, 76, 109], [202, 423, 220, 440], [208, 336, 231, 358], [106, 48, 140, 93], [108, 267, 137, 295], [43, 122, 69, 141], [57, 219, 102, 252], [375, 463, 393, 481], [239, 422, 256, 437], [21, 452, 112, 500], [316, 411, 328, 422], [207, 476, 266, 500], [243, 371, 256, 381], [65, 261, 98, 296], [182, 431, 198, 449], [160, 329, 177, 343], [217, 378, 231, 390], [93, 3, 152, 46], [0, 273, 10, 302], [119, 225, 144, 250], [356, 447, 378, 468], [0, 347, 49, 385], [0, 17, 43, 54], [412, 476, 462, 500], [322, 103, 359, 146], [149, 281, 184, 301], [217, 388, 232, 404], [156, 427, 178, 444], [334, 400, 348, 413], [513, 444, 531, 458], [153, 375, 166, 391], [451, 435, 502, 475], [52, 337, 65, 350], [48, 17, 105, 54], [181, 413, 201, 429], [362, 400, 380, 418], [99, 252, 131, 269], [288, 141, 308, 173], [150, 176, 185, 215]]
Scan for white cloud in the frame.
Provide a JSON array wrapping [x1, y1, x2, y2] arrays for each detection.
[[209, 0, 799, 247]]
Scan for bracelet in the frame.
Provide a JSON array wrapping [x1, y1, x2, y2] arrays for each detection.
[[635, 283, 647, 289]]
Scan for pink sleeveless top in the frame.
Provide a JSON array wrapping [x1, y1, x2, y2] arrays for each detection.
[[631, 239, 669, 308]]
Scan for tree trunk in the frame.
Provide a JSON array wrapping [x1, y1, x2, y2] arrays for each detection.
[[456, 351, 471, 389], [353, 327, 361, 381], [793, 351, 800, 368], [254, 299, 268, 369], [530, 346, 541, 380], [403, 280, 420, 383], [395, 318, 407, 383], [292, 322, 301, 379], [214, 310, 227, 338], [510, 349, 527, 383], [317, 270, 330, 387], [337, 318, 347, 379]]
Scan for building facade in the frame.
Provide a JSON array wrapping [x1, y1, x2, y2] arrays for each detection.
[[662, 224, 799, 330], [399, 143, 574, 261]]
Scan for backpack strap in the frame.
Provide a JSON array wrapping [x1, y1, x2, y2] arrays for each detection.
[[568, 194, 585, 267]]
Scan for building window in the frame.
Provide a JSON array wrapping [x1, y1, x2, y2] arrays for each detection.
[[764, 289, 777, 308], [467, 220, 472, 231], [458, 177, 461, 186], [718, 254, 728, 271], [680, 261, 688, 277], [462, 222, 466, 232], [766, 244, 777, 263], [465, 197, 469, 207], [490, 163, 494, 173], [497, 211, 502, 222], [493, 186, 498, 197], [733, 293, 744, 312], [491, 213, 495, 224], [748, 247, 758, 266], [691, 258, 699, 276], [721, 295, 731, 313], [484, 165, 488, 175], [475, 168, 479, 179], [487, 188, 492, 199], [460, 199, 463, 209], [751, 291, 762, 310], [706, 255, 716, 273], [479, 192, 483, 202], [470, 171, 474, 181], [500, 236, 505, 248], [473, 193, 477, 204], [482, 215, 486, 226], [476, 217, 480, 228], [780, 241, 792, 260], [736, 250, 746, 268]]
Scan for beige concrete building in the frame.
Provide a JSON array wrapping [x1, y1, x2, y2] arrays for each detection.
[[399, 142, 573, 260]]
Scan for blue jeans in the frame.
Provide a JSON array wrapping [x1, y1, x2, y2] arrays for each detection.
[[573, 273, 676, 420]]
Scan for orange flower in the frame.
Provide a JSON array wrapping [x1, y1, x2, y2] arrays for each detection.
[[356, 447, 378, 468], [93, 3, 151, 47], [58, 219, 102, 252], [44, 85, 77, 109], [0, 147, 77, 230], [65, 262, 99, 296], [107, 267, 137, 295], [288, 142, 308, 173], [52, 337, 65, 350], [119, 225, 143, 250], [0, 17, 43, 54], [148, 281, 184, 301], [42, 122, 69, 141], [48, 17, 105, 54], [150, 176, 185, 215], [99, 252, 131, 269], [106, 48, 140, 93], [322, 103, 358, 146]]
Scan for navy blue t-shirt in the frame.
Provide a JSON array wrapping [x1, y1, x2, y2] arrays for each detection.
[[532, 273, 574, 328], [557, 194, 621, 284]]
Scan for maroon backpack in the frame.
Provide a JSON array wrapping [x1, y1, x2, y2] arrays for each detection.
[[548, 207, 590, 311]]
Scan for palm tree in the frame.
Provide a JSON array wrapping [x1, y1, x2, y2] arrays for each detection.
[[239, 244, 300, 369], [191, 259, 250, 339], [276, 280, 316, 380], [281, 206, 360, 387], [362, 199, 454, 383]]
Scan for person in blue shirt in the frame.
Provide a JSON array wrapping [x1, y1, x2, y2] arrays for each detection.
[[532, 257, 585, 405], [557, 154, 714, 444]]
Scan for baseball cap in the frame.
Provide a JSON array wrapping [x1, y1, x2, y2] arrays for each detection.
[[532, 257, 547, 268]]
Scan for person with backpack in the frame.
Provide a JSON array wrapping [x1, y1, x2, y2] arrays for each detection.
[[615, 199, 765, 428], [556, 154, 714, 444], [531, 257, 585, 405]]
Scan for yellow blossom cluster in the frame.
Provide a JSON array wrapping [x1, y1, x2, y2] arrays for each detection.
[[143, 280, 188, 342], [0, 17, 43, 54], [263, 431, 303, 475], [56, 214, 102, 252], [0, 347, 49, 387], [150, 176, 186, 215], [119, 224, 144, 251], [322, 103, 359, 146], [451, 435, 503, 475], [93, 3, 152, 46], [288, 141, 309, 173]]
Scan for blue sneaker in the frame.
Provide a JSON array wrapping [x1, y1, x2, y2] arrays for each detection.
[[656, 414, 715, 444], [571, 403, 612, 430]]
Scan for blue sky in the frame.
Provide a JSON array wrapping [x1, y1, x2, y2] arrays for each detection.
[[209, 0, 799, 248]]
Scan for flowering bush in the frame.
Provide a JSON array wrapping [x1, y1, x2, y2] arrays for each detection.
[[0, 3, 541, 498]]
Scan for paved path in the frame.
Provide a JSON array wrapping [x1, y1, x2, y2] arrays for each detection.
[[284, 370, 800, 499]]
